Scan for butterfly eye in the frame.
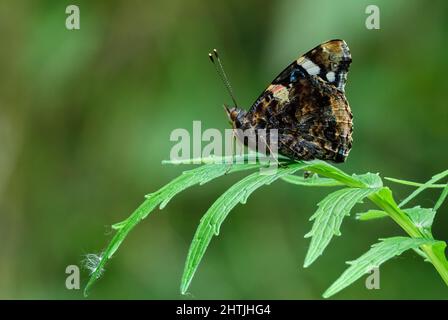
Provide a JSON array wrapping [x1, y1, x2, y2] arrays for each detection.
[[332, 63, 338, 69]]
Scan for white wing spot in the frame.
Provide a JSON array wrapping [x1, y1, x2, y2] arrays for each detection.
[[326, 71, 336, 82], [299, 58, 320, 75]]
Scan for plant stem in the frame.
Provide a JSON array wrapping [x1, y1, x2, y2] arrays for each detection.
[[421, 244, 448, 287], [369, 191, 448, 287], [368, 192, 420, 238], [308, 167, 448, 288]]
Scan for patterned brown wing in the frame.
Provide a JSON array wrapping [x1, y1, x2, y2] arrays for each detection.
[[300, 39, 351, 92], [274, 75, 353, 162], [249, 39, 351, 115], [228, 40, 353, 162]]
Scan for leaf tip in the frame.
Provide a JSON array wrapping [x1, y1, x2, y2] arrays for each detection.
[[83, 285, 91, 298], [322, 291, 331, 299], [303, 253, 317, 268], [180, 279, 191, 296]]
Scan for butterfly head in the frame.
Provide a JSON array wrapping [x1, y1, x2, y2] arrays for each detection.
[[224, 104, 245, 128]]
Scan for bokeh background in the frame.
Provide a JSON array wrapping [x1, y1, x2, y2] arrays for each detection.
[[0, 0, 447, 299]]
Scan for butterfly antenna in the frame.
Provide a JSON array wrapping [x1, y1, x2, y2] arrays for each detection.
[[209, 49, 239, 107]]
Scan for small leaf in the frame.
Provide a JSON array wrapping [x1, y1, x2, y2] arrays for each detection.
[[84, 162, 261, 296], [111, 219, 128, 230], [356, 209, 388, 221], [303, 187, 379, 267], [354, 173, 383, 189], [404, 206, 435, 237], [180, 162, 307, 295], [323, 237, 440, 298]]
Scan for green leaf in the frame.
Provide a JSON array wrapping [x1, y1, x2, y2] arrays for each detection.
[[180, 162, 307, 295], [281, 174, 342, 187], [385, 177, 446, 189], [434, 182, 448, 212], [304, 163, 383, 189], [356, 209, 388, 221], [323, 237, 440, 298], [161, 153, 295, 166], [354, 173, 383, 188], [356, 206, 436, 234], [404, 206, 435, 237], [398, 169, 448, 207], [83, 162, 261, 296], [305, 161, 367, 188], [303, 187, 379, 267]]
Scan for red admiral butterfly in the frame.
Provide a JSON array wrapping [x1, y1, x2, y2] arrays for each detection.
[[210, 39, 353, 163]]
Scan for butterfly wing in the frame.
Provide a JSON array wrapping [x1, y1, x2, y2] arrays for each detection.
[[276, 39, 351, 90], [275, 74, 353, 162], [242, 39, 353, 162]]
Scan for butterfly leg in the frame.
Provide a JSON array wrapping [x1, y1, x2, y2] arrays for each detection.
[[303, 170, 315, 179], [258, 133, 283, 169], [224, 128, 238, 175]]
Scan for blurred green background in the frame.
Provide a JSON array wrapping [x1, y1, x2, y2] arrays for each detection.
[[0, 0, 447, 299]]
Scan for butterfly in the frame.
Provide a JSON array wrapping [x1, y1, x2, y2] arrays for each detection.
[[209, 39, 353, 163]]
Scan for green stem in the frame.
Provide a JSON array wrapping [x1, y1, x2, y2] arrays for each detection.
[[368, 192, 420, 237], [307, 167, 448, 288], [369, 192, 448, 287], [422, 244, 448, 287]]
